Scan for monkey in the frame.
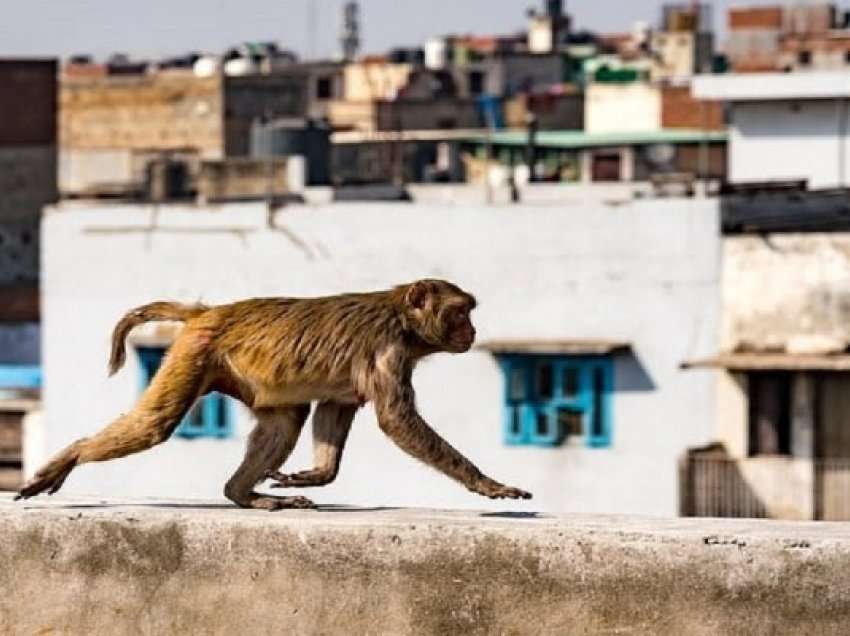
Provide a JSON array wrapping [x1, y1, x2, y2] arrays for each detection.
[[16, 279, 532, 510]]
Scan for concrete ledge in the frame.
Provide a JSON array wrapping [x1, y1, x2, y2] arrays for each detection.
[[2, 495, 850, 635]]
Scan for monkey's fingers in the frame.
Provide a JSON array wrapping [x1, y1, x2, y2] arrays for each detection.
[[250, 495, 316, 511], [490, 486, 533, 500], [15, 457, 78, 501], [264, 469, 286, 482], [474, 479, 533, 500]]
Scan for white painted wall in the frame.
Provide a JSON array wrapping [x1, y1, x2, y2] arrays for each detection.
[[722, 233, 850, 351], [728, 100, 850, 189], [40, 199, 720, 515], [585, 83, 661, 134]]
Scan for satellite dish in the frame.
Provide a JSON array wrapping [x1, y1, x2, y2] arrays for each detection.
[[646, 143, 676, 166]]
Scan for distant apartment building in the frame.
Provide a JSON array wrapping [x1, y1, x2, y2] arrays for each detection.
[[726, 3, 850, 72], [0, 60, 57, 287], [59, 68, 317, 196], [460, 128, 725, 186], [694, 71, 850, 190], [682, 202, 850, 520], [37, 197, 720, 516], [0, 59, 56, 491], [585, 82, 723, 135]]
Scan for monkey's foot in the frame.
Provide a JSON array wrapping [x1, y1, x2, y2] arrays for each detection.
[[265, 468, 333, 488], [472, 479, 533, 500], [241, 494, 316, 511]]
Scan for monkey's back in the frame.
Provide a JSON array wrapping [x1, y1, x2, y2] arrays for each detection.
[[204, 293, 403, 405]]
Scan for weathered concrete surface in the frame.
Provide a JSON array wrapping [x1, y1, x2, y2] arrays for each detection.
[[2, 496, 850, 635]]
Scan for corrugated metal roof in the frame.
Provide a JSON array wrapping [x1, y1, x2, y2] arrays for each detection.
[[682, 353, 850, 371], [463, 128, 727, 148], [477, 339, 630, 355]]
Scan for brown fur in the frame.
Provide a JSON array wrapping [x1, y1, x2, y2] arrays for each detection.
[[17, 279, 532, 509]]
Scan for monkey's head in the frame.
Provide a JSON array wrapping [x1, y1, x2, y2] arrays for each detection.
[[402, 279, 478, 353]]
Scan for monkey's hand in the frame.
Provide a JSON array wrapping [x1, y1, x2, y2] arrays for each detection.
[[471, 477, 533, 500]]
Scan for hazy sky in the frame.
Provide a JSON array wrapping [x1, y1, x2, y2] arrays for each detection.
[[0, 0, 790, 61]]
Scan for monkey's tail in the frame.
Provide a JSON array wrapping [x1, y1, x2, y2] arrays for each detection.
[[108, 301, 209, 376]]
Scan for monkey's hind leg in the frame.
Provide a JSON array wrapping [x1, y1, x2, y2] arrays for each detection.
[[224, 405, 314, 511], [266, 402, 356, 488], [16, 329, 212, 500]]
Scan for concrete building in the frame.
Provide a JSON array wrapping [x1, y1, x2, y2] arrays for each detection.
[[0, 59, 57, 286], [726, 3, 850, 73], [460, 129, 726, 185], [694, 71, 850, 190], [682, 230, 850, 520], [37, 198, 720, 516], [60, 70, 311, 196], [585, 82, 724, 135], [0, 59, 56, 492]]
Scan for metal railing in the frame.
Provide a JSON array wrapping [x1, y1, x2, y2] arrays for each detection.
[[680, 455, 767, 518], [681, 455, 850, 520], [815, 459, 850, 521]]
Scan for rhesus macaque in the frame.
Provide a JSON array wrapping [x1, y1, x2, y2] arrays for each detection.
[[17, 280, 532, 510]]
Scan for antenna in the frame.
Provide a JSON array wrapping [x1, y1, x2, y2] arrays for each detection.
[[340, 2, 361, 62], [307, 0, 318, 60]]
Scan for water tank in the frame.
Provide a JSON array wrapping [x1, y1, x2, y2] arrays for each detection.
[[250, 118, 331, 186]]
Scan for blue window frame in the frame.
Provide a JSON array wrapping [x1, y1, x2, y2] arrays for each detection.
[[0, 364, 42, 390], [136, 346, 233, 439], [497, 355, 613, 448]]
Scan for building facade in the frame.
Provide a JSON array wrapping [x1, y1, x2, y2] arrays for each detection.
[[694, 71, 850, 190], [683, 230, 850, 520]]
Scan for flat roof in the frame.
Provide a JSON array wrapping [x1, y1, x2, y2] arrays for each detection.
[[682, 353, 850, 371], [477, 339, 630, 355], [463, 128, 727, 149], [693, 71, 850, 101], [332, 128, 488, 144]]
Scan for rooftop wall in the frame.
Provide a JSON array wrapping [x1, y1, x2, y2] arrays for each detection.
[[3, 496, 850, 635]]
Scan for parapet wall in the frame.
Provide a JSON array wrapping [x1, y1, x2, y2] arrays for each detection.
[[2, 496, 850, 635]]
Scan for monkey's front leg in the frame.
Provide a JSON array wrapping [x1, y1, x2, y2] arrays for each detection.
[[266, 401, 356, 488], [374, 383, 532, 501]]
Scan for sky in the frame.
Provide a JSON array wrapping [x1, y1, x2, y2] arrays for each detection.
[[0, 0, 793, 61]]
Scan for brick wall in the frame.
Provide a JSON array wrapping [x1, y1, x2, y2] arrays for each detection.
[[60, 73, 224, 157], [661, 86, 725, 131]]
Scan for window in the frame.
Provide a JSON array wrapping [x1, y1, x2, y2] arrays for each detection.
[[798, 50, 812, 66], [591, 152, 622, 182], [136, 346, 234, 439], [498, 355, 613, 448], [747, 371, 791, 456], [316, 76, 333, 100], [468, 70, 485, 96]]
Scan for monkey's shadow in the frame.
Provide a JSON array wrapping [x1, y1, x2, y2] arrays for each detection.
[[479, 511, 544, 520], [27, 502, 400, 513]]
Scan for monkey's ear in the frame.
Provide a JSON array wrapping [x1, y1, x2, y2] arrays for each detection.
[[405, 281, 432, 309]]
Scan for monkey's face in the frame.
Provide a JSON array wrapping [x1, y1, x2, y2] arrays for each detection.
[[405, 280, 477, 353], [439, 300, 477, 353]]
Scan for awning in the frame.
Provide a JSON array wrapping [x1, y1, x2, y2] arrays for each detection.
[[681, 353, 850, 371], [476, 339, 630, 356]]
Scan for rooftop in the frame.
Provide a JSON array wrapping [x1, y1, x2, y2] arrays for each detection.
[[477, 339, 630, 355], [693, 71, 850, 101], [464, 128, 727, 148], [682, 352, 850, 371]]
